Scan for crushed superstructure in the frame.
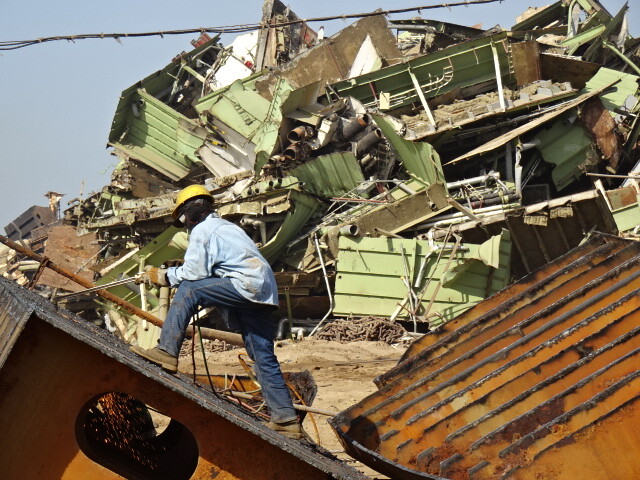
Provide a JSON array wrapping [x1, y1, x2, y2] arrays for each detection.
[[1, 0, 640, 478]]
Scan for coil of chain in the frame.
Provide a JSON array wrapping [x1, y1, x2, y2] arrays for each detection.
[[315, 317, 407, 343]]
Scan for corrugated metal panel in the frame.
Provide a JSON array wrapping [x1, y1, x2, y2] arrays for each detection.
[[534, 116, 598, 191], [0, 285, 31, 369], [333, 230, 510, 322], [110, 91, 206, 181], [329, 233, 640, 480], [584, 67, 640, 112], [109, 36, 221, 144], [108, 37, 224, 181], [290, 152, 365, 198], [331, 32, 513, 112], [196, 74, 271, 140]]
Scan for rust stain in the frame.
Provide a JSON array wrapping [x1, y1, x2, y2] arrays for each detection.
[[329, 234, 640, 480], [581, 97, 622, 172]]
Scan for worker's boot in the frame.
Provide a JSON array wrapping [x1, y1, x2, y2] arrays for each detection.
[[265, 419, 311, 441], [131, 346, 178, 373]]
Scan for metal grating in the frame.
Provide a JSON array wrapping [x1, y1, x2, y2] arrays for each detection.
[[329, 233, 640, 480]]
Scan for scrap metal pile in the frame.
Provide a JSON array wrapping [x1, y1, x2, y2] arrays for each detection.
[[3, 0, 640, 348], [0, 1, 639, 479]]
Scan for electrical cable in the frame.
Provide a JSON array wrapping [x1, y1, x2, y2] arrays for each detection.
[[0, 0, 502, 51]]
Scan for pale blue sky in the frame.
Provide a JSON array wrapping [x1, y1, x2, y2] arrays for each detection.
[[0, 0, 634, 229]]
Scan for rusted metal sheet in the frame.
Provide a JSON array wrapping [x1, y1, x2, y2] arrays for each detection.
[[511, 42, 542, 87], [329, 233, 640, 480], [0, 275, 367, 480], [539, 54, 601, 90], [37, 226, 100, 292], [580, 96, 622, 172], [255, 15, 401, 99]]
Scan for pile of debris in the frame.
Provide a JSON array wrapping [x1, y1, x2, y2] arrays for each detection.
[[3, 0, 639, 348], [1, 0, 640, 478]]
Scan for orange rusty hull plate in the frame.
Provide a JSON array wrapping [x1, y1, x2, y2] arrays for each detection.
[[330, 233, 640, 480], [0, 275, 367, 480]]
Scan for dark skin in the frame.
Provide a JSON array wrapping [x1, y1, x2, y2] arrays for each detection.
[[177, 198, 214, 232]]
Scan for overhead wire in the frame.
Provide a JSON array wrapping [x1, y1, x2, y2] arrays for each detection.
[[0, 0, 502, 51]]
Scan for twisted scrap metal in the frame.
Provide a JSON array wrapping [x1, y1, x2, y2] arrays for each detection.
[[180, 338, 239, 356], [316, 317, 407, 344]]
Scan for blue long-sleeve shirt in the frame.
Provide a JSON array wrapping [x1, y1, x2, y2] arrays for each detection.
[[166, 214, 279, 306]]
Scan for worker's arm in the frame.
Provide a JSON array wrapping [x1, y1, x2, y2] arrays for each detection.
[[166, 224, 218, 286]]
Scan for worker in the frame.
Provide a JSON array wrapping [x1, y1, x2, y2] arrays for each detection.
[[131, 185, 305, 440]]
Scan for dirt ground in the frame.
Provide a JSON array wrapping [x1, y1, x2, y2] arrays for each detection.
[[180, 338, 409, 479]]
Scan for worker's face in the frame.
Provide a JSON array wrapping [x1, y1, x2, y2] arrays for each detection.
[[178, 199, 212, 232]]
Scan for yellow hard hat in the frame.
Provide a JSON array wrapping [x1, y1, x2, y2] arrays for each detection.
[[172, 185, 214, 219]]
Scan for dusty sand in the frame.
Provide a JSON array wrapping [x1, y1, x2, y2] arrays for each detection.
[[183, 338, 409, 479]]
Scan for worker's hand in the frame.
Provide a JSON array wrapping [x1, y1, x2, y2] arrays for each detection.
[[139, 266, 169, 287], [163, 259, 184, 268]]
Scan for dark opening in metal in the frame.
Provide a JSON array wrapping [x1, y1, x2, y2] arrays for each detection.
[[75, 392, 199, 480]]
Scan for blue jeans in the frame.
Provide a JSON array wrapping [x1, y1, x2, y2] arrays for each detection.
[[158, 277, 297, 424]]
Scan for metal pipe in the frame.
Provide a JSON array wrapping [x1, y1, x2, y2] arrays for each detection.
[[468, 193, 520, 209], [276, 317, 290, 341], [464, 189, 513, 202], [354, 128, 383, 157], [491, 40, 507, 111], [277, 318, 321, 341], [415, 203, 519, 229], [55, 276, 144, 300], [287, 125, 315, 143], [338, 224, 359, 236], [586, 172, 640, 179], [359, 154, 374, 167], [0, 234, 244, 346], [427, 210, 518, 229], [282, 142, 310, 161], [157, 286, 170, 320], [408, 66, 436, 125], [336, 114, 370, 141], [138, 259, 149, 330], [397, 183, 416, 195], [240, 216, 267, 245], [447, 197, 480, 221], [309, 234, 334, 337], [446, 171, 501, 190]]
